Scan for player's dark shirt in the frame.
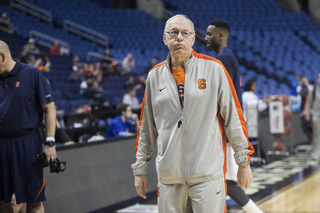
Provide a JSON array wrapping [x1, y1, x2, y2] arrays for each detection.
[[0, 62, 54, 138], [216, 47, 243, 108]]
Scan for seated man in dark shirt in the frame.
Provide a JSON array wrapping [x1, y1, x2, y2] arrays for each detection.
[[106, 104, 139, 138]]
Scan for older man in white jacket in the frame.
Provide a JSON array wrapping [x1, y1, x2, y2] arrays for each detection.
[[132, 14, 254, 213]]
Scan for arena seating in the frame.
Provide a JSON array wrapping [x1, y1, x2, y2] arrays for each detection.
[[0, 4, 98, 60], [164, 0, 320, 98], [1, 0, 320, 112]]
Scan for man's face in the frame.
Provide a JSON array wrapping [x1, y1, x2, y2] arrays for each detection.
[[151, 58, 157, 65], [92, 81, 99, 89], [251, 82, 257, 93], [73, 56, 79, 62], [302, 77, 309, 85], [124, 106, 133, 119], [29, 39, 35, 45], [129, 89, 136, 97], [163, 17, 195, 58], [205, 25, 220, 51], [128, 76, 134, 83]]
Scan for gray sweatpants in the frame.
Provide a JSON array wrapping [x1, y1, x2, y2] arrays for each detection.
[[157, 178, 225, 213], [312, 116, 320, 160]]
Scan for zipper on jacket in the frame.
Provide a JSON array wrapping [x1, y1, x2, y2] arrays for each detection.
[[178, 111, 183, 128], [169, 65, 187, 183], [181, 71, 187, 184], [179, 108, 187, 184]]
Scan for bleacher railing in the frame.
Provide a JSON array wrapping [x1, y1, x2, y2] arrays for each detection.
[[63, 20, 109, 47], [0, 19, 14, 34], [29, 30, 70, 50], [86, 51, 122, 63], [10, 0, 52, 23], [161, 9, 206, 43]]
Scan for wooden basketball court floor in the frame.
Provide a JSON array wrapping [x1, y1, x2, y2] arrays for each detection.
[[228, 152, 320, 213], [117, 151, 320, 213]]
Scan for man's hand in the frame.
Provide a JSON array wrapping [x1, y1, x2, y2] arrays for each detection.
[[237, 165, 253, 189], [132, 113, 139, 122], [305, 115, 310, 121], [135, 84, 142, 90], [42, 145, 57, 163], [134, 174, 148, 199], [263, 95, 272, 103]]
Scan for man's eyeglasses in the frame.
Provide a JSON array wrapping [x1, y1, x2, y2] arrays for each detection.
[[165, 30, 195, 38]]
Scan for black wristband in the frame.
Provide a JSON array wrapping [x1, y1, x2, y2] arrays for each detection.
[[45, 141, 56, 147]]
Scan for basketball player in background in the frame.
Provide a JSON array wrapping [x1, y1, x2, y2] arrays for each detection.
[[205, 20, 266, 213]]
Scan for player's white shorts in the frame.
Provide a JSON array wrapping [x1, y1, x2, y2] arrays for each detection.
[[225, 143, 238, 181]]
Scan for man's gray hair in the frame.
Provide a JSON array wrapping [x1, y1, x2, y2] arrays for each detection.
[[164, 14, 195, 32]]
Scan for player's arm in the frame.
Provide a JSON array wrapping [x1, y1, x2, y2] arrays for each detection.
[[42, 101, 57, 162]]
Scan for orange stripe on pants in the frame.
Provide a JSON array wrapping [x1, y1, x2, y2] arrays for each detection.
[[34, 175, 45, 202]]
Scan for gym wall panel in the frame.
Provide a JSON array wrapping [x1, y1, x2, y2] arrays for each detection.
[[43, 137, 157, 213]]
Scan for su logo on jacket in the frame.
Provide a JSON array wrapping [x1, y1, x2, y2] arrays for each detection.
[[198, 79, 206, 89]]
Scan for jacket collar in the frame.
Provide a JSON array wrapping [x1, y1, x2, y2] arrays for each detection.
[[165, 49, 196, 71]]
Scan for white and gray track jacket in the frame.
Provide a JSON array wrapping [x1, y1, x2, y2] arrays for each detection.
[[132, 50, 254, 184]]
